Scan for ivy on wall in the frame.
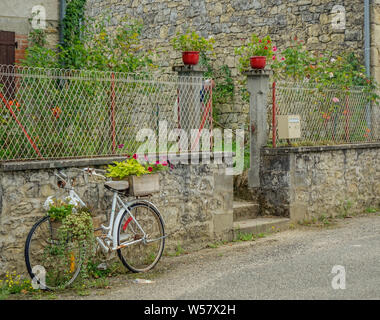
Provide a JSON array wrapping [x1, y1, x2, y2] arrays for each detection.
[[61, 0, 87, 67], [199, 52, 235, 125], [62, 0, 87, 46]]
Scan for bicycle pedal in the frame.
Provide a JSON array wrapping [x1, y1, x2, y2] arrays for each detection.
[[97, 262, 108, 270]]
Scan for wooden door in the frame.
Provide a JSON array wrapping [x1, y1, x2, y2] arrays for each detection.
[[0, 31, 16, 99]]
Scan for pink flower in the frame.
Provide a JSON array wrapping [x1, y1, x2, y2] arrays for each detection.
[[272, 55, 276, 60], [332, 97, 340, 103], [155, 160, 160, 165], [281, 57, 285, 61], [118, 144, 124, 149], [144, 155, 148, 161], [162, 161, 168, 166], [273, 46, 277, 52], [148, 167, 153, 172]]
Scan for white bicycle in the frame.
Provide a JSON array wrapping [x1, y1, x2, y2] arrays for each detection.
[[24, 168, 166, 290]]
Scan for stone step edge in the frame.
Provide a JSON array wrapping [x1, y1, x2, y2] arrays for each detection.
[[233, 201, 260, 221], [233, 217, 290, 236]]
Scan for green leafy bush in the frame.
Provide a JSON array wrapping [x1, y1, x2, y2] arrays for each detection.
[[23, 13, 156, 73]]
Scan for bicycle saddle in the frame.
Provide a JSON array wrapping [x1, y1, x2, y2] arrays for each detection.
[[104, 180, 130, 192]]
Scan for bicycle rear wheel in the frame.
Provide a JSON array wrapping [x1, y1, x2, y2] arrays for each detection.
[[117, 201, 165, 272], [24, 216, 83, 290]]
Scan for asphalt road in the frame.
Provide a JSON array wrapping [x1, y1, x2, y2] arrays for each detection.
[[66, 214, 380, 300]]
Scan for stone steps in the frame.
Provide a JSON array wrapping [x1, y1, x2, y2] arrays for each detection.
[[232, 200, 290, 238], [233, 217, 290, 237], [233, 200, 259, 221]]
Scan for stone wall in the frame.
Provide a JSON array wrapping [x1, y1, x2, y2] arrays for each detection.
[[259, 144, 380, 222], [0, 155, 233, 276], [86, 0, 368, 128]]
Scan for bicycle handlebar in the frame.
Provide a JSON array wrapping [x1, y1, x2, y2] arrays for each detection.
[[54, 167, 108, 189]]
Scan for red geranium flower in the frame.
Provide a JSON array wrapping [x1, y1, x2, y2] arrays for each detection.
[[148, 167, 153, 172], [132, 154, 137, 159]]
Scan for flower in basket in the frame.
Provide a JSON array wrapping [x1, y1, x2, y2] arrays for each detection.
[[106, 155, 170, 196], [46, 198, 75, 222], [106, 155, 169, 180], [235, 34, 274, 72]]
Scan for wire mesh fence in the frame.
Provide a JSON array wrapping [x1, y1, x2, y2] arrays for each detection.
[[269, 81, 380, 147], [0, 65, 213, 161]]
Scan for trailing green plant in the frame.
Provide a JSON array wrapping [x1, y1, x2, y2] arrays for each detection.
[[171, 30, 215, 52], [58, 207, 94, 243], [54, 206, 95, 283]]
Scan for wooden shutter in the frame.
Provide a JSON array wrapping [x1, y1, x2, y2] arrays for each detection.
[[0, 31, 16, 99]]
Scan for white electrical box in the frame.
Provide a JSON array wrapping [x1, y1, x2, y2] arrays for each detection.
[[277, 115, 301, 139]]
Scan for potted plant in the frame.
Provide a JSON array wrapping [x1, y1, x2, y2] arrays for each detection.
[[235, 34, 274, 70], [171, 30, 215, 65], [106, 154, 168, 196]]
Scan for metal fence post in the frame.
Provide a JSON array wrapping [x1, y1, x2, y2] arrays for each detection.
[[244, 69, 272, 188]]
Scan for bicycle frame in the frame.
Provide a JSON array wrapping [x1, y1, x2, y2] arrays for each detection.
[[51, 169, 163, 253]]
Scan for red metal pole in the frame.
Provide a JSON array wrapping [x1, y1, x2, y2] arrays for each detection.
[[0, 92, 43, 158], [111, 73, 116, 153], [272, 81, 277, 148], [191, 88, 213, 151]]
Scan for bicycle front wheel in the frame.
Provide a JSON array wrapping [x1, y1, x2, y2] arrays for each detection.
[[24, 216, 83, 290], [117, 201, 165, 272]]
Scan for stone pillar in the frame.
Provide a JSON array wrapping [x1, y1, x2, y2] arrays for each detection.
[[371, 1, 380, 138], [244, 69, 272, 188], [172, 65, 205, 134]]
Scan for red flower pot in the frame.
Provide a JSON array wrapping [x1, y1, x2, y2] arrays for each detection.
[[250, 56, 266, 69], [182, 51, 200, 65]]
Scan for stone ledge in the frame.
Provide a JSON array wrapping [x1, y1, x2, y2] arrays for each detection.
[[172, 65, 207, 73], [0, 152, 235, 172], [262, 142, 380, 155], [243, 69, 273, 76]]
